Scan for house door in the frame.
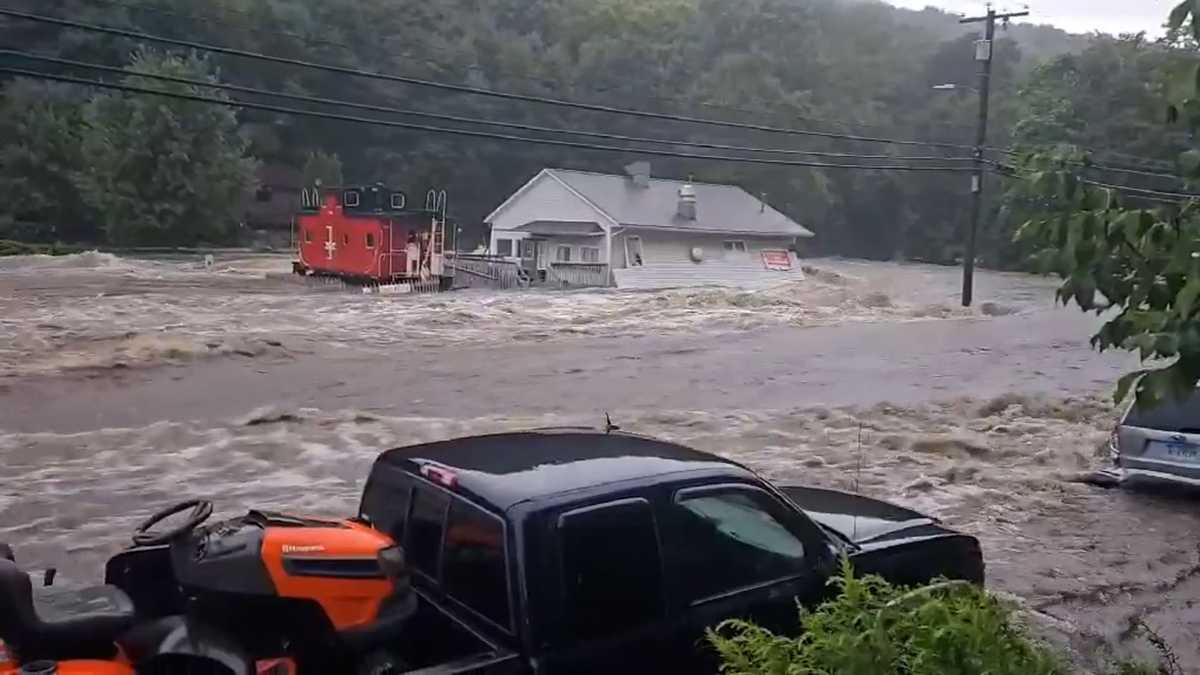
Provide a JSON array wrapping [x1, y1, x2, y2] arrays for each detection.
[[520, 238, 548, 281], [625, 236, 644, 267]]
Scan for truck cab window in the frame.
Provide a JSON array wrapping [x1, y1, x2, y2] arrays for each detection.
[[558, 499, 664, 641], [358, 472, 411, 543], [664, 486, 807, 603], [407, 487, 450, 578], [443, 499, 510, 630]]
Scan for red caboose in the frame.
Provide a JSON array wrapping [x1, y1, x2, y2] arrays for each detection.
[[293, 184, 450, 288]]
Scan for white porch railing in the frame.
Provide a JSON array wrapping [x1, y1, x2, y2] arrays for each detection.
[[546, 263, 611, 288], [445, 253, 527, 289]]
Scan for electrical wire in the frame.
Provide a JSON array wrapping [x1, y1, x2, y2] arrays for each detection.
[[53, 0, 980, 135], [988, 165, 1200, 204], [1079, 178, 1200, 201], [983, 151, 1190, 184], [986, 144, 1180, 174], [1, 50, 975, 164], [0, 66, 982, 172], [0, 6, 978, 151]]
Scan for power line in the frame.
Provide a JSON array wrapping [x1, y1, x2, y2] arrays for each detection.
[[0, 66, 982, 173], [986, 144, 1179, 172], [58, 0, 979, 136], [989, 165, 1200, 203], [1080, 178, 1200, 202], [984, 147, 1188, 183], [0, 6, 977, 151], [2, 50, 975, 164]]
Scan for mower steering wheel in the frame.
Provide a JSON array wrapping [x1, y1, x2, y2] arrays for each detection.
[[133, 499, 213, 547]]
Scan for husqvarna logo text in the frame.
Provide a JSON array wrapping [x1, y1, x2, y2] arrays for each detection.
[[282, 544, 325, 553]]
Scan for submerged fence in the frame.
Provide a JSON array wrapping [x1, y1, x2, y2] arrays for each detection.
[[281, 254, 610, 294], [446, 254, 526, 290], [546, 263, 610, 288]]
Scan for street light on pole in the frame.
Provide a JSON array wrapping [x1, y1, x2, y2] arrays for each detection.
[[956, 5, 1028, 307]]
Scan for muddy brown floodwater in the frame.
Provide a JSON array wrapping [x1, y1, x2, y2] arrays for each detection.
[[2, 252, 1198, 672]]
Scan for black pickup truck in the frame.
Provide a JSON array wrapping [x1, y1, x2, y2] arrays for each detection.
[[359, 429, 985, 674]]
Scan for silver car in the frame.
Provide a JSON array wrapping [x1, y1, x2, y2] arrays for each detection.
[[1112, 394, 1200, 487]]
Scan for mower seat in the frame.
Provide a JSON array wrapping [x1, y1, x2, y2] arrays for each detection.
[[0, 558, 136, 662]]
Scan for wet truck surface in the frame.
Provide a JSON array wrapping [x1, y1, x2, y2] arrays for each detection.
[[358, 429, 984, 674]]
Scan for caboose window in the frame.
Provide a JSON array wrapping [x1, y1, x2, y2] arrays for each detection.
[[366, 233, 376, 248], [343, 234, 350, 246], [304, 228, 312, 243]]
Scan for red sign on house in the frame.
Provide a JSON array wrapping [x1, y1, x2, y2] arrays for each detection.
[[761, 249, 792, 271]]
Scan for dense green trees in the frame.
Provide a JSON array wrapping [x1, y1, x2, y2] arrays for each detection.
[[1002, 3, 1200, 407], [78, 51, 257, 246], [0, 46, 256, 246], [0, 0, 1183, 252]]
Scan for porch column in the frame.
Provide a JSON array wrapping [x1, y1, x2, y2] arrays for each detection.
[[604, 223, 613, 286]]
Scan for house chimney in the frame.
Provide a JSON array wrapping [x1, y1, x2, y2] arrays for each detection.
[[624, 160, 651, 188], [677, 177, 697, 220]]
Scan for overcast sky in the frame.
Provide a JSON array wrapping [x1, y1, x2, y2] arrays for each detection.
[[884, 0, 1177, 37]]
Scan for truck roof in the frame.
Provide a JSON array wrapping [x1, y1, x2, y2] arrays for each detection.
[[374, 429, 753, 512]]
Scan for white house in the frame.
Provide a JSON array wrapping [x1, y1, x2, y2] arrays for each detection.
[[484, 163, 815, 289]]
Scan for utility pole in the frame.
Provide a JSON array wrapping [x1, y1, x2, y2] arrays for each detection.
[[958, 6, 1027, 307]]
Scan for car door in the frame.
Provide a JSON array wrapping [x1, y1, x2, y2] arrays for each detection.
[[658, 483, 833, 672], [532, 497, 676, 675]]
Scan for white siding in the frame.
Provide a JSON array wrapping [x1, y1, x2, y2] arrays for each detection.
[[609, 230, 794, 268], [489, 173, 609, 232], [543, 235, 607, 263]]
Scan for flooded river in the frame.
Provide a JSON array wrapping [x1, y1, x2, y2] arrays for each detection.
[[2, 252, 1197, 671]]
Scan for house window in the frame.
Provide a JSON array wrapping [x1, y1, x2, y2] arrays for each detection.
[[581, 247, 600, 263], [723, 240, 747, 253], [556, 245, 572, 262], [495, 239, 513, 257], [366, 232, 376, 248], [343, 190, 361, 207], [626, 235, 644, 267], [255, 186, 273, 202], [304, 228, 312, 243]]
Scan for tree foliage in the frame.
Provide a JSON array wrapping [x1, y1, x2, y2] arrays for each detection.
[[0, 0, 1077, 250], [302, 151, 343, 188], [0, 80, 90, 242], [708, 561, 1067, 675], [1005, 3, 1200, 406], [76, 50, 258, 246]]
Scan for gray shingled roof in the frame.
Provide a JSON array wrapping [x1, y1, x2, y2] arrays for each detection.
[[547, 169, 813, 237]]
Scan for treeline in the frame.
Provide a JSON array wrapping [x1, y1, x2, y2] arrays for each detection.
[[0, 0, 1189, 260]]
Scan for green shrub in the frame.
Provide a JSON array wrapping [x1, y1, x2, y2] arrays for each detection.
[[707, 559, 1067, 675], [0, 239, 81, 256]]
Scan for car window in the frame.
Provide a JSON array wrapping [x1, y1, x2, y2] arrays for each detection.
[[559, 498, 664, 641], [443, 499, 510, 630], [358, 474, 412, 544], [1124, 390, 1200, 432], [663, 486, 807, 603], [407, 486, 450, 578]]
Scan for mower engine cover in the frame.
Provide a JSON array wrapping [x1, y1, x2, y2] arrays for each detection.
[[171, 510, 402, 631]]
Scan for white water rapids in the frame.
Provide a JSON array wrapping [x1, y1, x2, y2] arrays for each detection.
[[1, 252, 1197, 671]]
